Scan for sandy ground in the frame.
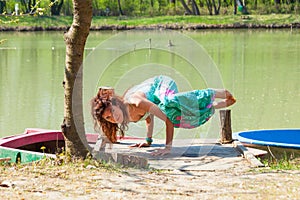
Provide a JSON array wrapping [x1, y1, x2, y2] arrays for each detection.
[[1, 158, 300, 200]]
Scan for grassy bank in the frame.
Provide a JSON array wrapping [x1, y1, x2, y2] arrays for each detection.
[[0, 14, 299, 30]]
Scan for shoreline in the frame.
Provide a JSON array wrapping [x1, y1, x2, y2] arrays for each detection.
[[1, 22, 300, 31]]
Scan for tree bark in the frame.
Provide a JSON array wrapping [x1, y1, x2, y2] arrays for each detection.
[[206, 0, 213, 15], [50, 0, 64, 16], [62, 0, 92, 158], [233, 0, 237, 14], [20, 0, 35, 14], [191, 0, 200, 15], [117, 0, 124, 15], [179, 0, 193, 14]]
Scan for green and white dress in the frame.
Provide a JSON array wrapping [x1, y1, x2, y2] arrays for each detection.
[[124, 75, 216, 128]]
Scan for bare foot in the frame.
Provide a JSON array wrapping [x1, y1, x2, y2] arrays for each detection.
[[225, 92, 236, 106], [213, 90, 236, 109]]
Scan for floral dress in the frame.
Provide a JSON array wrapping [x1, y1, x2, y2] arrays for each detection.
[[124, 75, 216, 128]]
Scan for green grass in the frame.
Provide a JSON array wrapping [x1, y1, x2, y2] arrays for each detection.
[[0, 14, 299, 28], [263, 160, 300, 170], [0, 15, 72, 27], [261, 154, 300, 170]]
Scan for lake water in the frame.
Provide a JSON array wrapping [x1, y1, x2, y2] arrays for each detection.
[[0, 29, 299, 139]]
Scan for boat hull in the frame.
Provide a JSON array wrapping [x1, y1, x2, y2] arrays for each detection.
[[0, 128, 99, 163], [0, 146, 49, 163], [0, 128, 142, 163], [236, 129, 300, 159]]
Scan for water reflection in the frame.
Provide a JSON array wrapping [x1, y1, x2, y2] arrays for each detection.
[[0, 30, 299, 137]]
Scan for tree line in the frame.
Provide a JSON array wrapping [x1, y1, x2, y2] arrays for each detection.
[[0, 0, 299, 17]]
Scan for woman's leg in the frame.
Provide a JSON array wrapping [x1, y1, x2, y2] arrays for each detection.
[[212, 89, 236, 109]]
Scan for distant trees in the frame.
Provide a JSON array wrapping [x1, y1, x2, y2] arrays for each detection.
[[20, 0, 37, 14], [85, 0, 226, 16], [0, 0, 299, 16], [50, 0, 64, 16], [66, 0, 300, 16], [205, 0, 221, 15], [0, 0, 63, 16]]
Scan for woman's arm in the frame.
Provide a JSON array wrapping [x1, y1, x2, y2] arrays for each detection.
[[130, 93, 174, 155], [130, 114, 154, 148], [146, 114, 154, 138]]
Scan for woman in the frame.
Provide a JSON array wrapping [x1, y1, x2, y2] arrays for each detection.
[[91, 75, 236, 156]]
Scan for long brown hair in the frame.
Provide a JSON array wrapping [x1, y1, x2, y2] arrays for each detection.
[[91, 88, 129, 143]]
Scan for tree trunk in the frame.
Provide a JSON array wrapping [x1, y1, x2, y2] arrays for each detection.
[[62, 0, 92, 158], [0, 1, 6, 14], [29, 0, 36, 14], [20, 0, 33, 14], [117, 0, 124, 15], [179, 0, 193, 14], [191, 0, 200, 15], [253, 0, 257, 9], [50, 0, 64, 16], [274, 0, 281, 4], [150, 0, 154, 7], [233, 0, 237, 14], [206, 0, 213, 15], [212, 0, 221, 15]]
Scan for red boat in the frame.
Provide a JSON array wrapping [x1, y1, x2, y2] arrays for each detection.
[[0, 128, 143, 164], [0, 128, 99, 163], [0, 128, 99, 153]]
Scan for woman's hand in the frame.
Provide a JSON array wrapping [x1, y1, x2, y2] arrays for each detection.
[[130, 143, 172, 156], [129, 142, 150, 148]]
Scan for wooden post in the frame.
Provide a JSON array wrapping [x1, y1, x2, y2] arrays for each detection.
[[219, 109, 233, 144]]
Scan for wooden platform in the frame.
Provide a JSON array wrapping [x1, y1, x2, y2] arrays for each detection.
[[92, 138, 265, 170]]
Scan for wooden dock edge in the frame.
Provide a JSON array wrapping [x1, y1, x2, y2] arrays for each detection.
[[233, 140, 265, 167]]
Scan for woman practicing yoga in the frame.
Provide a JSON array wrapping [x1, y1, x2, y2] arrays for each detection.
[[91, 75, 236, 156]]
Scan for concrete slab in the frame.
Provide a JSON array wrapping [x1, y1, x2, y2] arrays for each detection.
[[92, 137, 259, 171]]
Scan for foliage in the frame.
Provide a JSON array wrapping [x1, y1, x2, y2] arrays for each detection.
[[0, 14, 298, 28], [0, 0, 50, 16], [1, 0, 299, 17]]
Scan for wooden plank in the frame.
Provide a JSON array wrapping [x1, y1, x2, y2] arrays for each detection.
[[233, 141, 265, 167], [245, 147, 268, 157]]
